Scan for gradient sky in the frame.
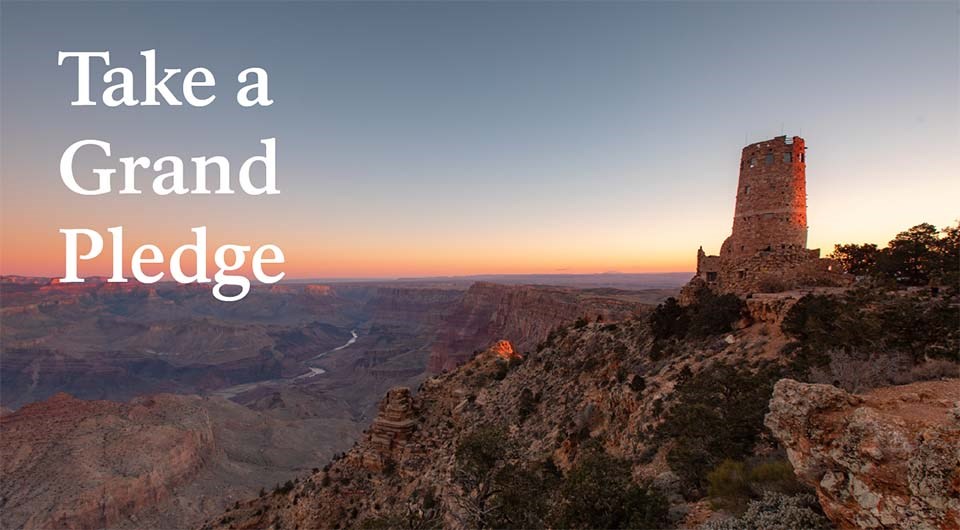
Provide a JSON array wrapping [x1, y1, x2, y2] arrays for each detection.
[[1, 1, 957, 279]]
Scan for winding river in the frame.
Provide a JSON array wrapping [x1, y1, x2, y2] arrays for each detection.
[[308, 329, 358, 362], [210, 329, 359, 399]]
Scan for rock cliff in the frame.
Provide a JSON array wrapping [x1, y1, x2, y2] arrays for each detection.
[[765, 379, 960, 529], [427, 282, 649, 372]]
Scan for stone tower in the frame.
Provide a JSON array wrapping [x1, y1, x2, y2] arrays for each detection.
[[721, 136, 808, 259], [686, 135, 845, 297]]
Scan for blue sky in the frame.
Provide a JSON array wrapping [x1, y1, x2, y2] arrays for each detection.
[[2, 1, 957, 277]]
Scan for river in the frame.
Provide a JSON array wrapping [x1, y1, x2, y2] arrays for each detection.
[[210, 329, 359, 399]]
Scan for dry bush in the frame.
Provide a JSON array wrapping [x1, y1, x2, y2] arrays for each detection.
[[892, 358, 960, 385], [810, 350, 959, 393], [808, 350, 911, 393]]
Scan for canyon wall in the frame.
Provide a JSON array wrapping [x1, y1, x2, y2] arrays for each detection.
[[1, 393, 216, 530], [0, 391, 360, 530], [427, 282, 650, 372]]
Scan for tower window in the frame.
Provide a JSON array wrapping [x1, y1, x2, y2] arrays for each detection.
[[707, 272, 718, 282], [750, 157, 757, 167], [765, 153, 774, 165], [744, 185, 751, 195], [800, 153, 805, 163], [783, 152, 792, 163]]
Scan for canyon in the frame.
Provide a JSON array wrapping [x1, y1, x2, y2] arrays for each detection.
[[4, 267, 956, 530], [0, 274, 676, 530]]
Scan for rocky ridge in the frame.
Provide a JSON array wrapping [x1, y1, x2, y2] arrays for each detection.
[[204, 310, 796, 530]]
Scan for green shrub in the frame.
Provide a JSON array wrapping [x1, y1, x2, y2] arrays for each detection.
[[707, 460, 750, 511], [649, 289, 745, 344], [707, 458, 806, 513], [455, 427, 510, 480], [831, 222, 959, 287], [650, 297, 689, 339], [274, 480, 294, 495], [782, 294, 838, 341], [658, 364, 781, 495], [492, 361, 509, 381], [517, 387, 537, 421], [489, 463, 558, 529], [784, 290, 959, 363], [687, 291, 745, 337], [831, 243, 879, 275], [551, 453, 669, 529], [748, 459, 805, 495]]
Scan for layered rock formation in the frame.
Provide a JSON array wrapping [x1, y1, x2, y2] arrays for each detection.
[[359, 387, 418, 472], [361, 286, 463, 326], [0, 391, 360, 530], [1, 393, 215, 530], [427, 282, 650, 372], [765, 379, 960, 529]]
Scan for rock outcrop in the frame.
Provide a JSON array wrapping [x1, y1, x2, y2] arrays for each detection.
[[765, 378, 960, 529], [745, 293, 800, 324], [489, 339, 521, 361], [360, 387, 418, 472]]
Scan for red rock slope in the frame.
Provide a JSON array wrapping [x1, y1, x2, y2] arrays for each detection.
[[1, 392, 360, 530]]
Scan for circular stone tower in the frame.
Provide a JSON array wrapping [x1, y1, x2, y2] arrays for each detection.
[[721, 135, 808, 259]]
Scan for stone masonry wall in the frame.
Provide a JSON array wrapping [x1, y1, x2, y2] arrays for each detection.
[[688, 136, 850, 298], [722, 136, 808, 259]]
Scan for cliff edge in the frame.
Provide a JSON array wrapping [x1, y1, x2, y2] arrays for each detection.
[[765, 378, 960, 529]]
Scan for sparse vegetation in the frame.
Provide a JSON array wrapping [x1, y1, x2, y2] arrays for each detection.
[[707, 458, 806, 513], [452, 427, 514, 528], [657, 363, 781, 495], [451, 426, 670, 530]]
